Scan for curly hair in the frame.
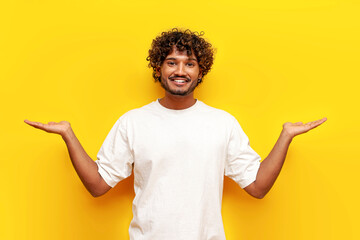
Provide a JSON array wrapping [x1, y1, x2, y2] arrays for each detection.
[[147, 28, 215, 84]]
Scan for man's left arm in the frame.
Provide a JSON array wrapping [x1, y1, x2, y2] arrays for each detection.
[[244, 117, 327, 199]]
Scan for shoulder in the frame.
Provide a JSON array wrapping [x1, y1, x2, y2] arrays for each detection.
[[197, 101, 237, 123], [115, 101, 159, 123]]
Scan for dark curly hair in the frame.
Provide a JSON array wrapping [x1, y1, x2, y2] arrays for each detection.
[[147, 28, 215, 84]]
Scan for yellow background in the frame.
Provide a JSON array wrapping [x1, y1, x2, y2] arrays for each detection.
[[1, 0, 359, 239]]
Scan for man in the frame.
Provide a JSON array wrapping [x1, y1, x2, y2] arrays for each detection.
[[25, 29, 326, 239]]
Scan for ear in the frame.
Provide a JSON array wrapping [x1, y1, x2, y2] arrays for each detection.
[[198, 71, 203, 79], [155, 67, 161, 77]]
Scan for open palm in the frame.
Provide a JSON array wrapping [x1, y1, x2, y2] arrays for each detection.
[[24, 120, 71, 136], [283, 117, 327, 139]]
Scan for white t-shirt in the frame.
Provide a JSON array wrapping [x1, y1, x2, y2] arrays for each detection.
[[95, 100, 261, 240]]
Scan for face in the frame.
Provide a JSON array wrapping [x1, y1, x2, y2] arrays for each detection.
[[157, 47, 202, 96]]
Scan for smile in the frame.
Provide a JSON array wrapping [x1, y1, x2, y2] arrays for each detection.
[[169, 76, 191, 82], [170, 78, 191, 85], [174, 80, 186, 83]]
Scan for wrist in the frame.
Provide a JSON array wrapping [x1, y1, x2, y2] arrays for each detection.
[[61, 126, 74, 142], [280, 129, 294, 144]]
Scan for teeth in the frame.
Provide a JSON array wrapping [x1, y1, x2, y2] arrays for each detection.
[[174, 80, 185, 83]]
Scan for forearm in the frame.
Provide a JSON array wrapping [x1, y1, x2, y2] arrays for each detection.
[[251, 130, 293, 198], [62, 128, 108, 197], [244, 118, 326, 198]]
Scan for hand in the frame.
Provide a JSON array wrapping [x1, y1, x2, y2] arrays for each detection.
[[24, 119, 72, 137], [282, 117, 327, 139]]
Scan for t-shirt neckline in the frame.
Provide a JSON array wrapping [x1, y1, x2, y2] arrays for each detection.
[[155, 99, 201, 114]]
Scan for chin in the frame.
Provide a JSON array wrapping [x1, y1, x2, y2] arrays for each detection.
[[168, 90, 191, 96], [161, 80, 196, 97]]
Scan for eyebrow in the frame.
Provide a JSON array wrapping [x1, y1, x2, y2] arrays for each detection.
[[165, 57, 198, 61]]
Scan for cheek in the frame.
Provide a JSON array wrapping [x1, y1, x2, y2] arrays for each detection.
[[191, 69, 201, 78], [160, 68, 171, 77]]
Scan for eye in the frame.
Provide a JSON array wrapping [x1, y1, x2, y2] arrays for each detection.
[[186, 62, 195, 67], [167, 61, 176, 66]]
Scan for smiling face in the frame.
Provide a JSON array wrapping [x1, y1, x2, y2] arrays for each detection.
[[157, 47, 202, 96]]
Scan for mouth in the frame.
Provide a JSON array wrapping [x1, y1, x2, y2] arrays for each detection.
[[169, 77, 191, 86], [173, 79, 187, 83], [171, 79, 188, 87]]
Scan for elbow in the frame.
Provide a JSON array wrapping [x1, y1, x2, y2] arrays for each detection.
[[253, 192, 266, 199], [90, 190, 106, 198], [86, 178, 111, 198], [90, 191, 102, 198], [87, 185, 108, 198], [244, 181, 267, 199], [252, 188, 268, 199]]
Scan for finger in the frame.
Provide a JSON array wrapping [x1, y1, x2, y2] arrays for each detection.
[[311, 117, 327, 126], [24, 119, 40, 127], [306, 117, 327, 130], [24, 120, 48, 130]]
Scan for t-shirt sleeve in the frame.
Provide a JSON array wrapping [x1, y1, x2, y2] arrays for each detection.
[[225, 117, 261, 189], [95, 116, 134, 188]]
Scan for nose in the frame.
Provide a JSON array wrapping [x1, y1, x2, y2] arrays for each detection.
[[174, 62, 186, 76]]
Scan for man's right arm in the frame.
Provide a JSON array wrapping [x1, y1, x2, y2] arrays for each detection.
[[24, 120, 111, 197]]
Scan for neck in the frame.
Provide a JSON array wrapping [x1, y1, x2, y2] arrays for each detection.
[[159, 92, 196, 110]]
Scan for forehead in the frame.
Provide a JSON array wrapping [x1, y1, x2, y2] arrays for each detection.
[[166, 46, 197, 60]]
